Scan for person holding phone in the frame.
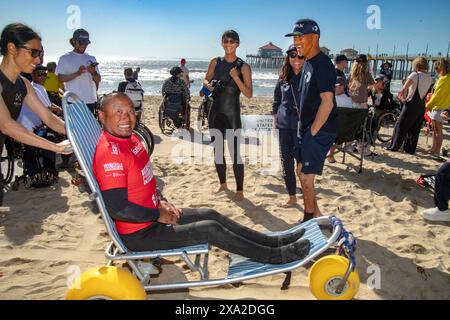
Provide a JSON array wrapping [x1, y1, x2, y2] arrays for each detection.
[[56, 29, 101, 114]]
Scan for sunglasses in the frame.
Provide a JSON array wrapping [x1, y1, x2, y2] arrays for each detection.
[[288, 52, 304, 59], [35, 72, 47, 77], [223, 38, 237, 44], [19, 46, 44, 58]]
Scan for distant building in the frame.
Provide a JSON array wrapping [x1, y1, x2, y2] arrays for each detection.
[[320, 47, 330, 56], [258, 42, 283, 58], [340, 48, 358, 59]]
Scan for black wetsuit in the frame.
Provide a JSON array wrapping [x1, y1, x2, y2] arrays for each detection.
[[208, 57, 246, 191], [0, 71, 27, 205]]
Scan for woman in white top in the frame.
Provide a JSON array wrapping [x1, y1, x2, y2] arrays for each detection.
[[387, 57, 432, 154]]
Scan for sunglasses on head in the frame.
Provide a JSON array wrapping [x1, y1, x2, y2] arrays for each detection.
[[19, 46, 44, 58], [288, 52, 304, 59], [223, 38, 237, 44]]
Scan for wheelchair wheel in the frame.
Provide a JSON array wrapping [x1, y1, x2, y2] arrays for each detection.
[[65, 266, 147, 300], [134, 123, 155, 156], [1, 138, 15, 185], [183, 103, 191, 130], [377, 112, 397, 143], [158, 101, 166, 134], [308, 255, 360, 300]]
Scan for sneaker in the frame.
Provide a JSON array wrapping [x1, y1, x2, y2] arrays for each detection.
[[421, 207, 450, 222]]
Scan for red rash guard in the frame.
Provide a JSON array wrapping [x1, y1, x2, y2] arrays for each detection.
[[93, 131, 159, 234]]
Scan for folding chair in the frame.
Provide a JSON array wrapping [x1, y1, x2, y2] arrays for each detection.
[[62, 92, 359, 300], [330, 107, 369, 173]]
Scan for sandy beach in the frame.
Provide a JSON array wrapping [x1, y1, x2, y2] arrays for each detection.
[[0, 95, 449, 300]]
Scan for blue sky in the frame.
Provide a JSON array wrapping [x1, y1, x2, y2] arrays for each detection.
[[1, 0, 449, 60]]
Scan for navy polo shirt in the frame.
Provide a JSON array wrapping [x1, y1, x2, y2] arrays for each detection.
[[298, 51, 338, 134]]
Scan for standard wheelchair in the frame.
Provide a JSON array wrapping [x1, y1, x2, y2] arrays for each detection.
[[10, 125, 60, 190], [1, 137, 15, 186], [368, 106, 401, 144], [158, 93, 191, 134]]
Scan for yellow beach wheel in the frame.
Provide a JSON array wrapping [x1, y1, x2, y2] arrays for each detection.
[[65, 266, 147, 300], [308, 255, 360, 300]]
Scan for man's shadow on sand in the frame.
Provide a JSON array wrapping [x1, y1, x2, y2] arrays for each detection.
[[327, 164, 434, 207]]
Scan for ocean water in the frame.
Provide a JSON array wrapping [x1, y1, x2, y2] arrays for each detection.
[[71, 58, 402, 97], [96, 59, 280, 97]]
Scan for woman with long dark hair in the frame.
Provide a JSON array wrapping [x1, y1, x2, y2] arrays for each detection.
[[0, 23, 71, 204], [202, 30, 253, 201], [272, 45, 305, 207]]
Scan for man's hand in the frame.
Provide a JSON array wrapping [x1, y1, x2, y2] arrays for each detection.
[[157, 201, 181, 224], [77, 65, 87, 76], [87, 65, 97, 75]]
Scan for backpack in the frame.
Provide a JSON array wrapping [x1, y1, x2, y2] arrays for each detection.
[[124, 80, 144, 109]]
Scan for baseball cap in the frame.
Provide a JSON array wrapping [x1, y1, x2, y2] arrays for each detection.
[[72, 29, 91, 45], [335, 54, 348, 63], [335, 76, 346, 87], [285, 19, 320, 37], [375, 75, 385, 82], [286, 44, 297, 54]]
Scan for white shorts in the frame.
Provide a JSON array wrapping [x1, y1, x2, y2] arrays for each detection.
[[429, 110, 446, 123]]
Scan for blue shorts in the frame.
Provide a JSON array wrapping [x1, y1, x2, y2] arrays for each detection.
[[296, 129, 336, 175]]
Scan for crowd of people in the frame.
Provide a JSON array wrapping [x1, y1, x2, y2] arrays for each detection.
[[1, 17, 449, 266]]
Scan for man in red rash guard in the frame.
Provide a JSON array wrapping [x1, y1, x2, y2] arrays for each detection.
[[93, 93, 310, 264]]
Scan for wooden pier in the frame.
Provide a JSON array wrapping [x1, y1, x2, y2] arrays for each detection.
[[245, 55, 285, 69], [349, 55, 444, 80], [246, 53, 446, 80]]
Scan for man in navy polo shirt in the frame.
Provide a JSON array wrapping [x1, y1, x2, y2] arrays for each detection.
[[285, 19, 338, 223]]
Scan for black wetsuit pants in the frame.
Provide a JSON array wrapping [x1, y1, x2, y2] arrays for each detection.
[[122, 208, 296, 264], [211, 115, 244, 191], [278, 128, 299, 196], [434, 162, 450, 211]]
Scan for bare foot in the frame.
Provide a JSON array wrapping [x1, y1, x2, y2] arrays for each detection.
[[234, 191, 244, 201], [280, 196, 297, 208], [216, 183, 228, 193], [327, 156, 336, 163]]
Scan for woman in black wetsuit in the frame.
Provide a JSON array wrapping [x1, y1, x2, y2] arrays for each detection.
[[0, 23, 71, 204], [202, 30, 253, 201]]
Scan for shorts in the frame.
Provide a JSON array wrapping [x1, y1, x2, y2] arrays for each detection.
[[428, 110, 446, 123], [296, 129, 336, 175]]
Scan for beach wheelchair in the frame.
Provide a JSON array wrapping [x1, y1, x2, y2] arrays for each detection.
[[158, 92, 191, 134], [62, 91, 360, 300]]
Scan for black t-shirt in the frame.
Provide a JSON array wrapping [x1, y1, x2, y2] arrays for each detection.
[[335, 68, 346, 81], [298, 52, 338, 133]]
